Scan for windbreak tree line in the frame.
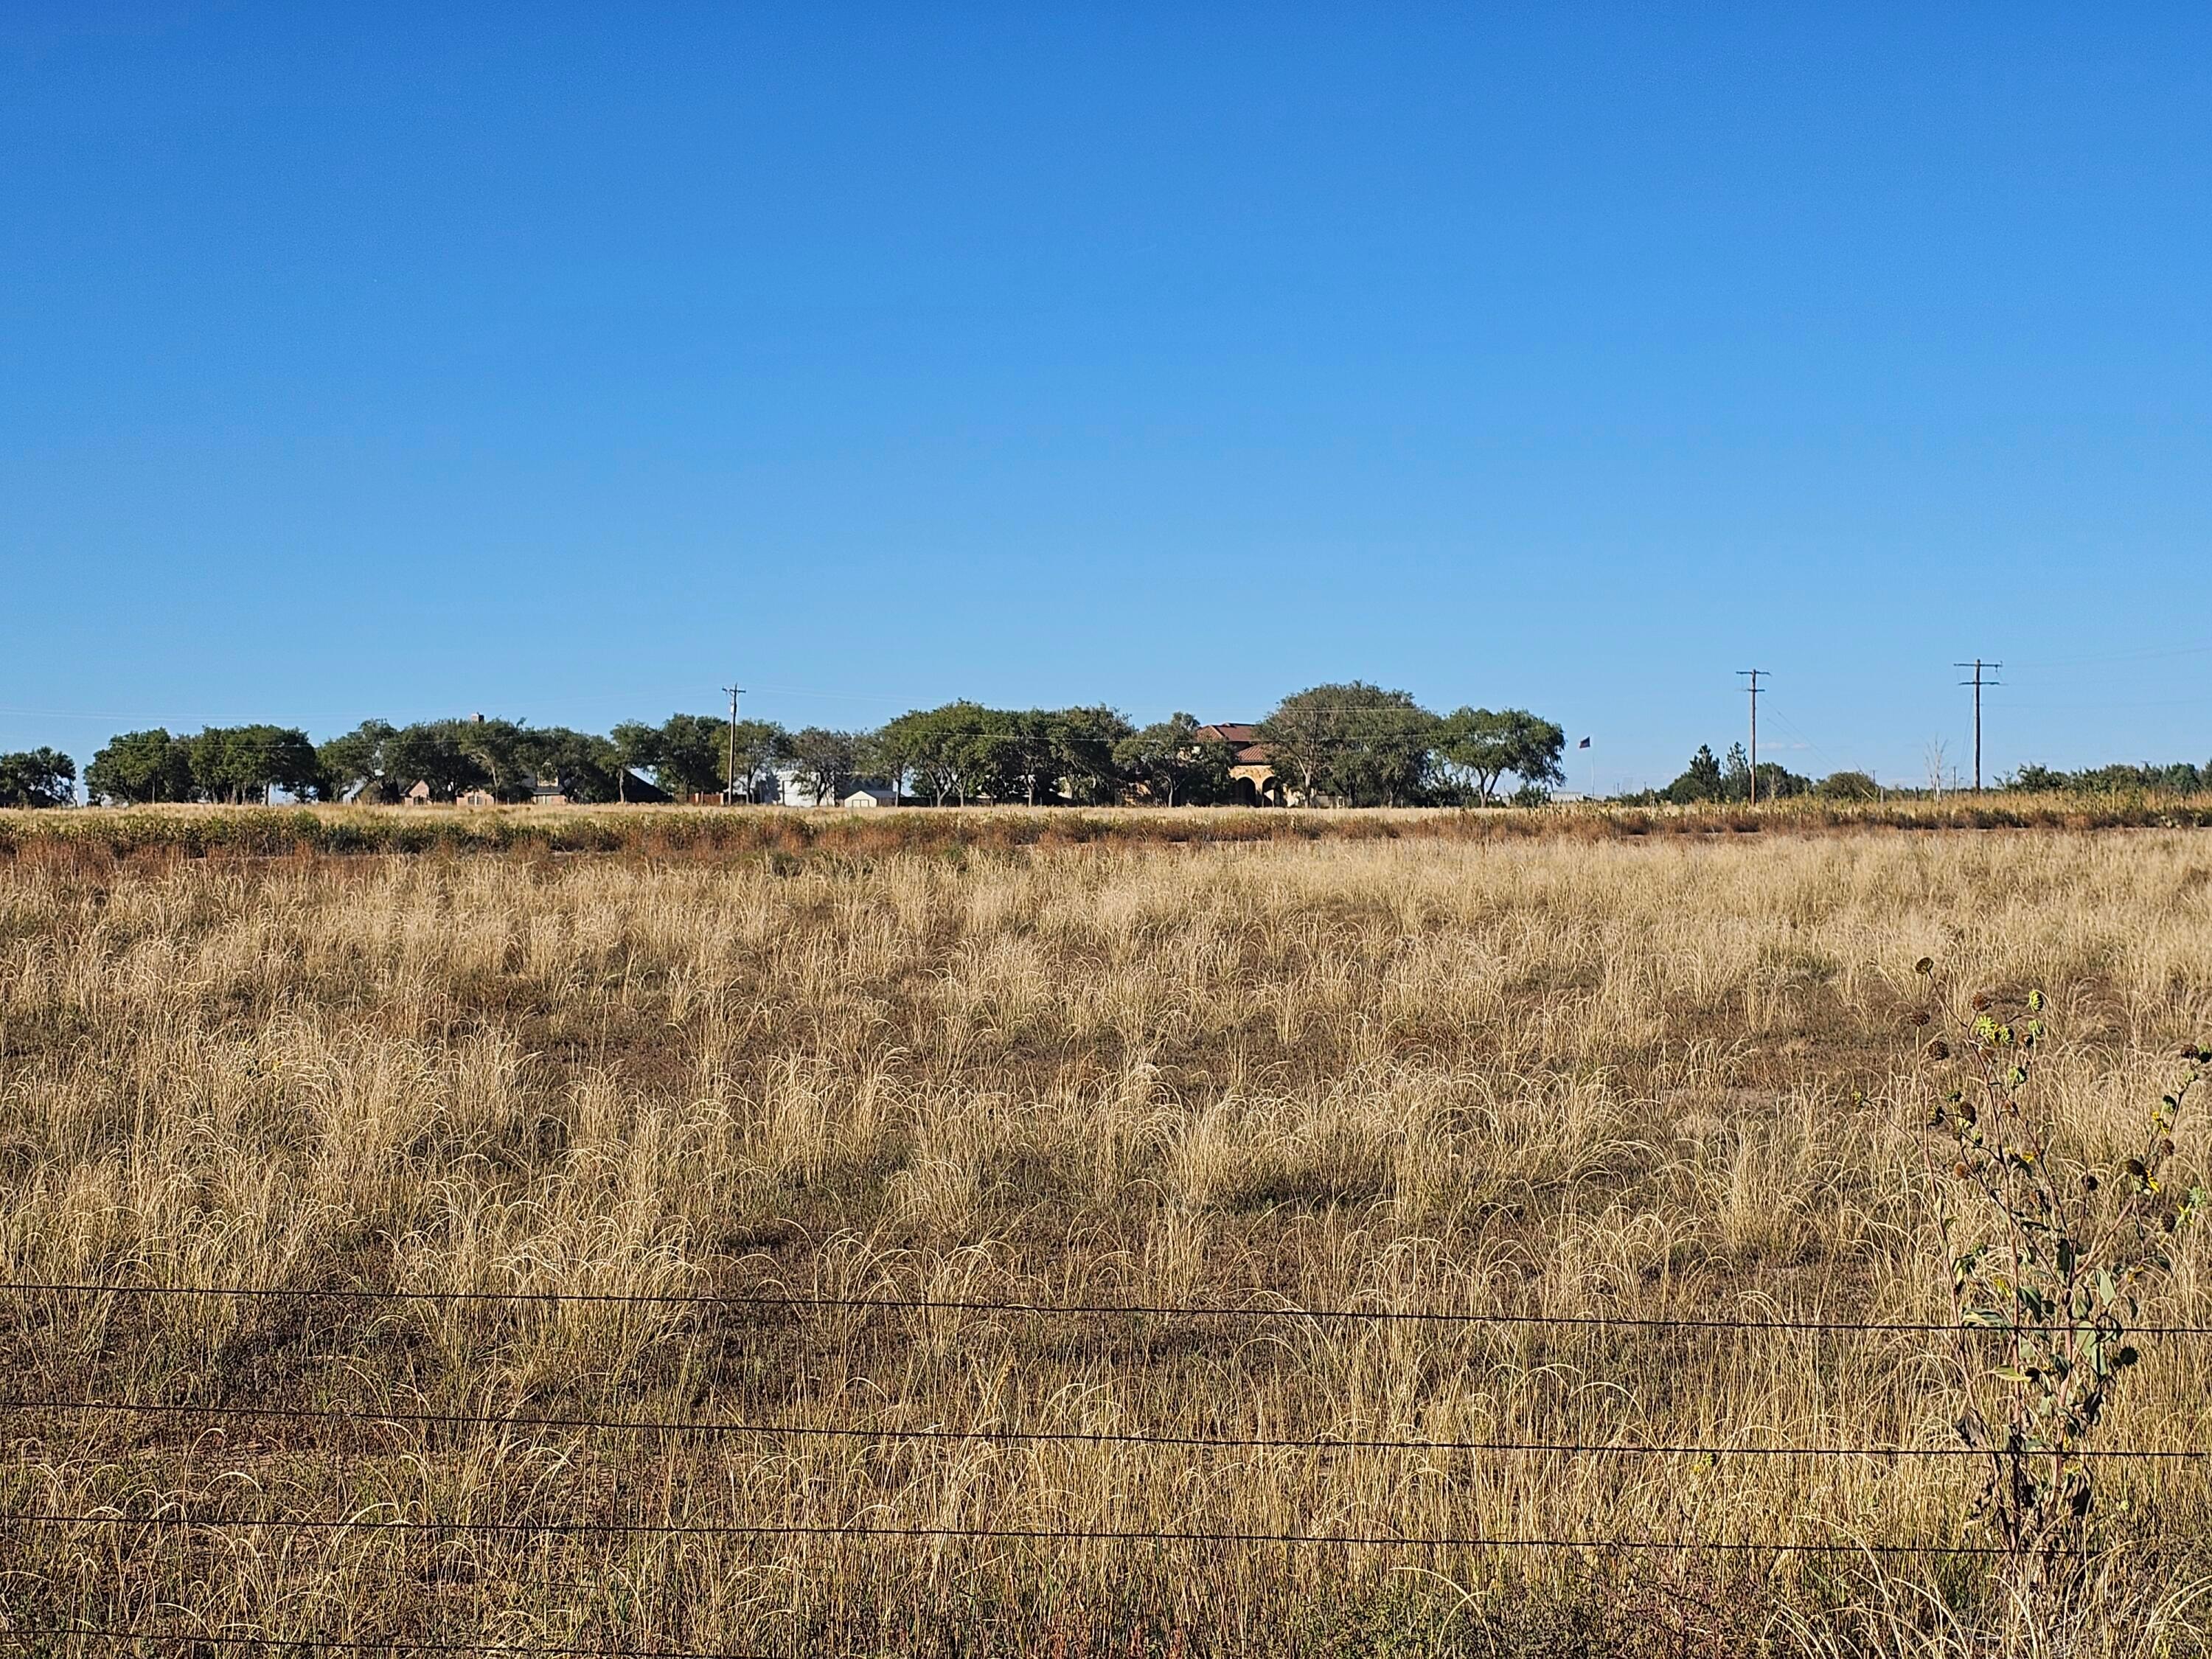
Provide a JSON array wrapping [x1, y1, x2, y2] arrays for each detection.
[[2010, 760, 2211, 795], [1638, 748, 2212, 805], [46, 684, 1573, 807]]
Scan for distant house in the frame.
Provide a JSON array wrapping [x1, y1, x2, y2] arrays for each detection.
[[456, 787, 497, 809], [1192, 723, 1286, 806], [841, 785, 897, 809]]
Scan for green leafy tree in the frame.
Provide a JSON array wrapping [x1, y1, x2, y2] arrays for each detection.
[[1433, 708, 1567, 804], [0, 748, 76, 808], [1113, 713, 1234, 806], [186, 726, 323, 803], [1661, 745, 1727, 804], [384, 723, 492, 801], [1258, 682, 1436, 807], [1047, 706, 1133, 804], [1721, 741, 1753, 801], [784, 728, 859, 805], [1815, 769, 1879, 801], [995, 710, 1055, 806], [318, 720, 400, 801], [1753, 760, 1812, 800], [447, 718, 532, 801], [646, 714, 735, 800], [728, 720, 790, 801], [517, 726, 624, 803], [609, 721, 664, 801], [85, 729, 195, 804], [880, 703, 992, 805]]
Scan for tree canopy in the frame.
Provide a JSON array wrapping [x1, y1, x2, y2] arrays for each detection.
[[0, 748, 76, 808], [1113, 714, 1234, 807], [1433, 708, 1566, 804], [85, 729, 195, 804], [1258, 682, 1437, 807]]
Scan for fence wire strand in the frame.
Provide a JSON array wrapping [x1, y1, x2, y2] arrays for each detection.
[[4, 1395, 2204, 1461], [9, 1279, 2212, 1338]]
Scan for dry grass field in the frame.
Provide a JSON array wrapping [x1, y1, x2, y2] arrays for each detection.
[[3, 821, 2211, 1655]]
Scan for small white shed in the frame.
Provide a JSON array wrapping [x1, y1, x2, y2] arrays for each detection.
[[841, 786, 897, 809]]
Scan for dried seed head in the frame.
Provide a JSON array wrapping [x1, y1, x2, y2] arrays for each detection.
[[1927, 1040, 1951, 1060]]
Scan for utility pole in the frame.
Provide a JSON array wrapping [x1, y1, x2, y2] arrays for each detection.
[[1736, 669, 1767, 805], [1954, 660, 2001, 793], [723, 684, 745, 804]]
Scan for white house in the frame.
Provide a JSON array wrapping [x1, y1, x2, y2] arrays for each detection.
[[841, 785, 897, 809]]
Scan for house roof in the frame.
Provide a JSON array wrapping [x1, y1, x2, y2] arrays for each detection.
[[1194, 723, 1270, 766]]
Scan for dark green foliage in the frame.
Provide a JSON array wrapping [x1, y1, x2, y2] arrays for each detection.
[[1260, 682, 1438, 807], [1046, 705, 1133, 804], [186, 725, 324, 803], [318, 720, 400, 801], [0, 747, 76, 807], [1661, 745, 1728, 804], [1658, 743, 1809, 804], [58, 686, 1589, 814], [1816, 769, 1880, 801], [83, 728, 195, 804], [383, 722, 494, 801], [1114, 714, 1235, 806], [1434, 707, 1567, 804], [517, 726, 625, 803], [785, 728, 860, 805], [2009, 760, 2208, 796]]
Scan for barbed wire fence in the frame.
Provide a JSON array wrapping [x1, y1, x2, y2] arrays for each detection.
[[3, 1277, 2205, 1655]]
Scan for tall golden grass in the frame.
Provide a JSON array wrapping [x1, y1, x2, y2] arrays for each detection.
[[2, 828, 2210, 1654]]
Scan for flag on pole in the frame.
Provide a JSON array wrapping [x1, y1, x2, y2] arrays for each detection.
[[1576, 737, 1591, 748]]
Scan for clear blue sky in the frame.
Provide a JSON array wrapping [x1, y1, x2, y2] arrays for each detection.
[[4, 4, 2208, 793]]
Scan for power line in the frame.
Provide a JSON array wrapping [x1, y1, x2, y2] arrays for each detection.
[[11, 1280, 2212, 1336], [14, 1396, 2199, 1460]]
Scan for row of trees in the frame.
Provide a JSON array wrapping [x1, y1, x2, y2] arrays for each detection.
[[1644, 747, 2212, 804], [29, 720, 2212, 811], [2010, 760, 2210, 795], [46, 684, 1571, 808]]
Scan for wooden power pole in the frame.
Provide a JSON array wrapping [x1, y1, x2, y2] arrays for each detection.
[[723, 684, 745, 804], [1736, 669, 1767, 804], [1954, 660, 2001, 793]]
